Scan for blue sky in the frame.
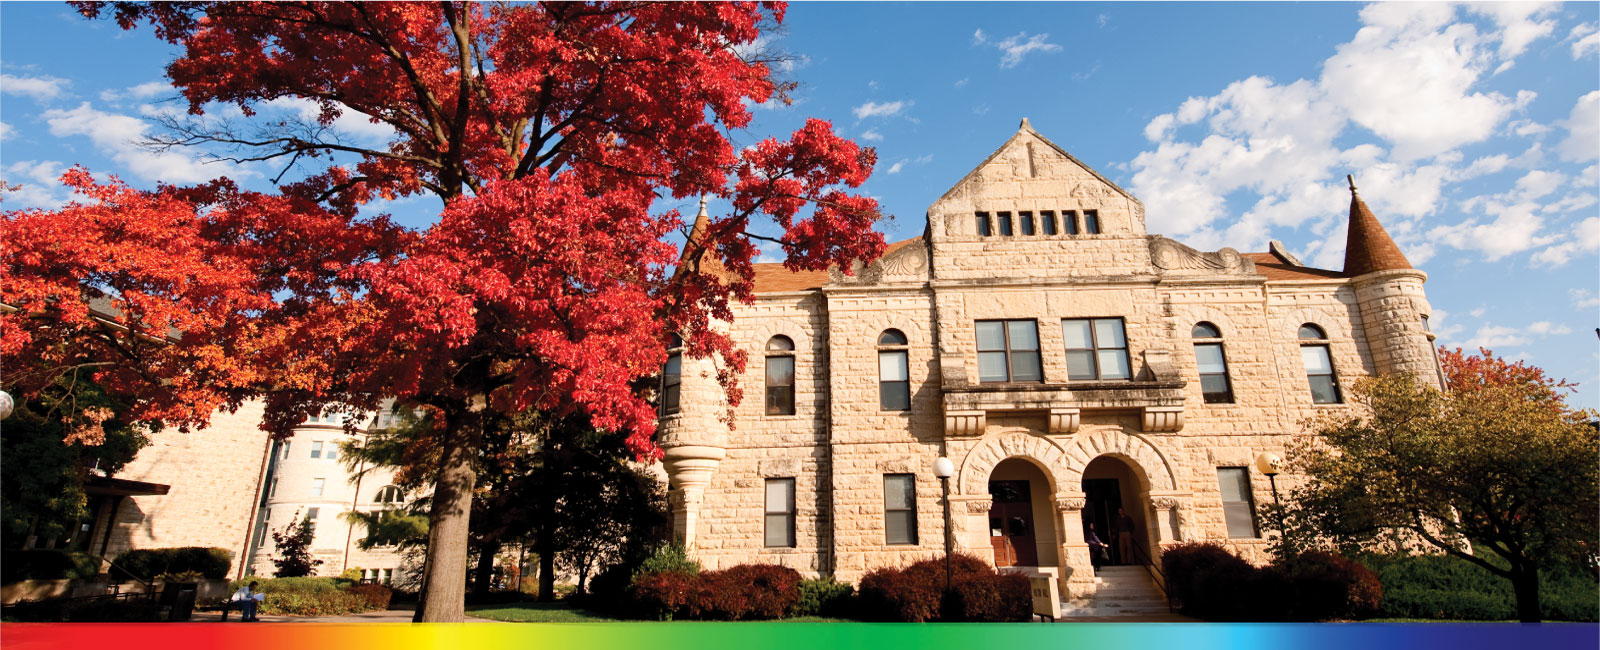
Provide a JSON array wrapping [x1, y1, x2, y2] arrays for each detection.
[[2, 2, 1597, 407]]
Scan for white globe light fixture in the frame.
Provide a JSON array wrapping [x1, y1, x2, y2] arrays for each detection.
[[0, 390, 13, 421], [1254, 452, 1281, 477], [933, 456, 954, 479]]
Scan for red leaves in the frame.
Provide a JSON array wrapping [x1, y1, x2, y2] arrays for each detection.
[[43, 2, 887, 462], [1438, 346, 1577, 411]]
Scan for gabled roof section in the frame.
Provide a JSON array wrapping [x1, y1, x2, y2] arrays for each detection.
[[933, 117, 1142, 207], [750, 237, 922, 293], [1341, 175, 1413, 276]]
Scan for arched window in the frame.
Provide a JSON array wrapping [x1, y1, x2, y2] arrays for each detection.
[[1192, 322, 1234, 404], [877, 329, 910, 411], [765, 336, 796, 416], [1298, 323, 1341, 404], [373, 486, 404, 505], [659, 334, 683, 416]]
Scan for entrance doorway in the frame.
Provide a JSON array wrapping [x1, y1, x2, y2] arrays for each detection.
[[1080, 456, 1152, 567], [987, 480, 1038, 567], [1082, 478, 1127, 565]]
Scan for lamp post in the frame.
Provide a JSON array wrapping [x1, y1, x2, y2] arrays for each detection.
[[1255, 452, 1286, 555], [933, 456, 955, 592]]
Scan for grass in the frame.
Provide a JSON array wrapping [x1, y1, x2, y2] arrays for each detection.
[[466, 600, 622, 623], [463, 600, 850, 623]]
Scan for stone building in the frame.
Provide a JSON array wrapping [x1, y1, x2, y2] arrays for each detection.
[[658, 119, 1438, 605]]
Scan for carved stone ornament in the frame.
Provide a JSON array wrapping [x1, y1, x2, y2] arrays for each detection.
[[1047, 408, 1080, 434], [1149, 236, 1252, 274], [1141, 406, 1184, 433], [830, 239, 928, 286], [1055, 497, 1087, 511], [964, 499, 995, 514], [1151, 497, 1182, 510], [945, 410, 986, 436]]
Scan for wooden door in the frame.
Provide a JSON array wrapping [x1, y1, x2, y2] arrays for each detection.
[[987, 480, 1038, 567]]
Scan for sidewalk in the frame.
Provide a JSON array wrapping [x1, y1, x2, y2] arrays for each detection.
[[207, 605, 430, 623]]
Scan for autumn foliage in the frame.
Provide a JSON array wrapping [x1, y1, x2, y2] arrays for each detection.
[[9, 1, 885, 622]]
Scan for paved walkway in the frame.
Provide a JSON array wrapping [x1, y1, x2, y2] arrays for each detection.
[[206, 605, 427, 623]]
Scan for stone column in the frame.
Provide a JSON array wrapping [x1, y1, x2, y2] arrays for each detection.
[[1150, 496, 1182, 544], [954, 496, 993, 563], [663, 445, 725, 551], [1053, 494, 1095, 599]]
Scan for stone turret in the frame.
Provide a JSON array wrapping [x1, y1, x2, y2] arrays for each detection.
[[659, 197, 731, 550], [1344, 176, 1440, 387]]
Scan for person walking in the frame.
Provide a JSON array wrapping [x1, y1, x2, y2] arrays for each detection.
[[230, 581, 265, 622], [1114, 508, 1137, 565], [1084, 523, 1109, 571]]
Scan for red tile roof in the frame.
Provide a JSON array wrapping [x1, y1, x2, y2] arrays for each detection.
[[751, 237, 922, 293], [1342, 179, 1413, 276], [1245, 252, 1348, 281]]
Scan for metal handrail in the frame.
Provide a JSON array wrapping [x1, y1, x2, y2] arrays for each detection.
[[1124, 540, 1174, 612], [95, 554, 157, 596]]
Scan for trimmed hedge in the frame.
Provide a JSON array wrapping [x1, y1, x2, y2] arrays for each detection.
[[630, 563, 803, 621], [225, 576, 388, 617], [793, 578, 854, 618], [857, 553, 1031, 622], [1, 549, 102, 583], [1161, 543, 1383, 621], [5, 597, 163, 622], [115, 547, 231, 581], [1361, 554, 1598, 622]]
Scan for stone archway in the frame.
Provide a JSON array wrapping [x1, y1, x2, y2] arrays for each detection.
[[1059, 428, 1179, 492], [955, 430, 1074, 497]]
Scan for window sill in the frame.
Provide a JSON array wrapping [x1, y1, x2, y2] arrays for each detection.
[[758, 546, 802, 554], [763, 414, 803, 420]]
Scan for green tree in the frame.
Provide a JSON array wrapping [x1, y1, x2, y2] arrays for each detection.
[[271, 514, 324, 578], [1284, 348, 1598, 622], [2, 377, 149, 547]]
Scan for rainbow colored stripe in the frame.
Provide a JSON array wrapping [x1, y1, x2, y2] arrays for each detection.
[[4, 622, 1597, 650]]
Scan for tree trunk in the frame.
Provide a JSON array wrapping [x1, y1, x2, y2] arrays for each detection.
[[416, 418, 480, 622], [472, 541, 500, 598], [538, 541, 556, 602], [1510, 566, 1542, 623]]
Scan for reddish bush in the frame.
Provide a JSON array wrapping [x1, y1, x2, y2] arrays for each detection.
[[1284, 551, 1384, 620], [632, 570, 699, 620], [859, 564, 943, 622], [859, 553, 1031, 622], [1161, 542, 1253, 614], [632, 564, 801, 621], [347, 583, 393, 611], [945, 571, 1033, 622]]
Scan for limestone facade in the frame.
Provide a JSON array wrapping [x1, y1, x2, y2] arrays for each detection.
[[659, 121, 1438, 599]]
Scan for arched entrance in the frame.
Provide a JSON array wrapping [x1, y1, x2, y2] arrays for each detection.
[[1080, 455, 1155, 568], [986, 458, 1059, 569]]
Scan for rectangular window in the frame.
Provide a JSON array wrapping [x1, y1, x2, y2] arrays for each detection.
[[1062, 210, 1079, 235], [878, 350, 911, 411], [310, 441, 323, 459], [1040, 210, 1058, 235], [976, 320, 1042, 383], [1301, 345, 1342, 403], [884, 474, 918, 545], [975, 212, 992, 237], [305, 507, 320, 521], [311, 478, 325, 497], [1195, 343, 1234, 404], [1217, 468, 1259, 538], [255, 510, 270, 546], [996, 211, 1013, 236], [269, 478, 279, 498], [280, 441, 291, 460], [1083, 210, 1101, 234], [1062, 318, 1132, 380], [1018, 211, 1035, 236], [765, 355, 796, 416], [326, 444, 338, 461], [764, 478, 796, 548], [660, 352, 682, 415]]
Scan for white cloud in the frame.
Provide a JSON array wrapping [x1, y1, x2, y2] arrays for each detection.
[[264, 97, 395, 144], [953, 77, 969, 88], [1570, 288, 1600, 310], [0, 160, 70, 209], [1569, 22, 1600, 59], [861, 129, 883, 142], [1470, 307, 1487, 318], [971, 29, 987, 46], [100, 80, 169, 103], [1526, 321, 1574, 335], [1512, 169, 1565, 200], [852, 100, 909, 120], [1429, 308, 1465, 342], [1468, 2, 1558, 65], [1556, 91, 1599, 162], [1, 73, 69, 101], [1466, 324, 1530, 349], [40, 102, 223, 184], [0, 122, 11, 141], [887, 160, 906, 174], [1097, 13, 1111, 29], [914, 154, 934, 164], [1530, 217, 1600, 266], [1429, 200, 1556, 261], [992, 32, 1062, 69]]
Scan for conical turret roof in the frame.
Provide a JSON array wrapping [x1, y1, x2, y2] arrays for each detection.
[[680, 196, 726, 278], [1342, 175, 1413, 276]]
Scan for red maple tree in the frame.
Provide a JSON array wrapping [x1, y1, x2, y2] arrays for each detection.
[[13, 1, 886, 621]]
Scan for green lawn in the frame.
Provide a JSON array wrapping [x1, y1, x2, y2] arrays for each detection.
[[464, 600, 850, 623]]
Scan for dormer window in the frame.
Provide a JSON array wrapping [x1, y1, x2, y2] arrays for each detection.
[[997, 211, 1014, 236], [1083, 210, 1101, 234], [976, 212, 992, 237], [1041, 210, 1058, 235], [1063, 210, 1080, 235], [1019, 211, 1035, 236]]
